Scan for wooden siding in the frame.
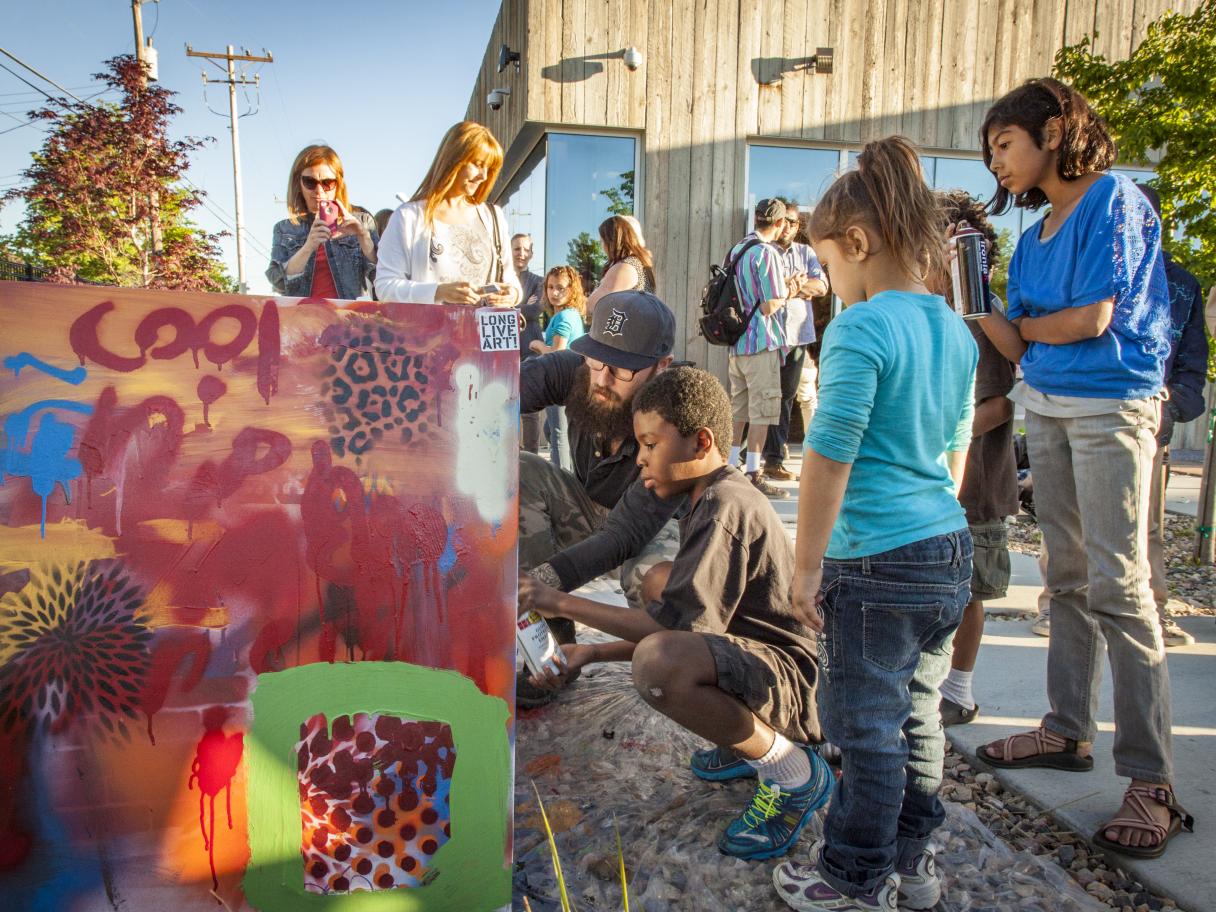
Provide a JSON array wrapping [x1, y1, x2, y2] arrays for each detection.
[[467, 0, 1201, 366]]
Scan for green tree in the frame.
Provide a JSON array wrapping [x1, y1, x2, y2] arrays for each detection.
[[600, 170, 635, 216], [0, 55, 231, 291], [566, 231, 607, 287], [1054, 0, 1215, 293]]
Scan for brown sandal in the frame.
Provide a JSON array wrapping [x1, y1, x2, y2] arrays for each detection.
[[978, 727, 1094, 772], [1092, 785, 1195, 859]]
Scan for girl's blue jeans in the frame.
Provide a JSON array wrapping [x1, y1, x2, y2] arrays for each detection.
[[816, 529, 972, 895], [546, 404, 572, 472]]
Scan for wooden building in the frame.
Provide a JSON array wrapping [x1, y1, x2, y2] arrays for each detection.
[[463, 0, 1201, 391]]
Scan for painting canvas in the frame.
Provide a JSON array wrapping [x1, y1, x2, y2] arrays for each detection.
[[0, 282, 518, 911]]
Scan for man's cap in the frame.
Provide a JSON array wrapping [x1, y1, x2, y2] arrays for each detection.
[[755, 197, 787, 224], [569, 290, 676, 372]]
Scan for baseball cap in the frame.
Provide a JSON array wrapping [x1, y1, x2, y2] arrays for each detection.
[[569, 290, 676, 372], [755, 197, 787, 224]]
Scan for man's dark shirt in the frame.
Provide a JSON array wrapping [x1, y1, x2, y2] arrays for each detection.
[[1161, 254, 1208, 428], [519, 268, 545, 361], [521, 350, 681, 591]]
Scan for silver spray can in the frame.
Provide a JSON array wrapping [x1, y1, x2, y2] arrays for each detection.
[[950, 228, 992, 320]]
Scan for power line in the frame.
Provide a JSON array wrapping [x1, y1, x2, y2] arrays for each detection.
[[0, 47, 89, 105]]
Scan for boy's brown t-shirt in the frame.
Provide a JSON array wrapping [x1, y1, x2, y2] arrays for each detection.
[[959, 323, 1019, 524], [645, 466, 817, 690]]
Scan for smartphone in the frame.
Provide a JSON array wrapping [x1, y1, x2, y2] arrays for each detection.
[[317, 200, 341, 233], [478, 283, 504, 295]]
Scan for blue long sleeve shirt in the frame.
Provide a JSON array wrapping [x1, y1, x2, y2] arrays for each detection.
[[806, 291, 978, 559]]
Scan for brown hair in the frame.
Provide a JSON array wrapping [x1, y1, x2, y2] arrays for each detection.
[[286, 145, 350, 224], [411, 121, 504, 225], [980, 78, 1116, 213], [598, 215, 656, 287], [542, 265, 587, 320], [927, 189, 1002, 299], [808, 135, 942, 282]]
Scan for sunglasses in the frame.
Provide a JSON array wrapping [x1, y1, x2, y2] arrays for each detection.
[[583, 356, 639, 382], [301, 176, 338, 191]]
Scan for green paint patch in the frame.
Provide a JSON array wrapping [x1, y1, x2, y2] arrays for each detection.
[[245, 662, 511, 911]]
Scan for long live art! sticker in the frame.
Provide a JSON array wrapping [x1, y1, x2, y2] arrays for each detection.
[[476, 308, 520, 352]]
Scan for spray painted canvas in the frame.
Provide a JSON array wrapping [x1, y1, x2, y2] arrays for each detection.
[[0, 282, 518, 910]]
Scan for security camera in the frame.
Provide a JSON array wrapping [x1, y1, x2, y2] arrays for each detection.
[[487, 87, 511, 111], [623, 47, 643, 71]]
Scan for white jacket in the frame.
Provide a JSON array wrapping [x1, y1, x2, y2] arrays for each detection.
[[374, 199, 521, 305]]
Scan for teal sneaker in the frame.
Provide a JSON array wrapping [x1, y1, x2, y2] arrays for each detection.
[[690, 746, 758, 782], [717, 747, 834, 860]]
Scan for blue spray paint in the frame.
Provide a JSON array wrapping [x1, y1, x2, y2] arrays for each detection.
[[438, 524, 458, 576], [3, 353, 87, 386], [1, 400, 94, 536]]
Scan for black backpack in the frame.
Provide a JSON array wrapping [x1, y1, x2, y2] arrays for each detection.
[[698, 238, 763, 346]]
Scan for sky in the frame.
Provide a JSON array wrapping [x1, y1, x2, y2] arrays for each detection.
[[0, 0, 504, 293]]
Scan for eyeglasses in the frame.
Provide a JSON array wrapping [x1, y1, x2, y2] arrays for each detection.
[[582, 356, 639, 382], [784, 216, 800, 225], [301, 176, 338, 191]]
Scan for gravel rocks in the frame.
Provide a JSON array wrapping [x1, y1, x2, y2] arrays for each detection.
[[942, 739, 1181, 912]]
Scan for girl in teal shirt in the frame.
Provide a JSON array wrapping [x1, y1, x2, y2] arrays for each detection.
[[528, 265, 587, 472]]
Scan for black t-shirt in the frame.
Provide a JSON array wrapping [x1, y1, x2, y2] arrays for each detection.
[[959, 323, 1019, 524]]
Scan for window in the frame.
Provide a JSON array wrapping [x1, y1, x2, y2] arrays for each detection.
[[500, 143, 547, 273], [544, 133, 637, 282], [746, 145, 842, 212]]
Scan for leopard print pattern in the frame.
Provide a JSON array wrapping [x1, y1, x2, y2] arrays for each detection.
[[296, 712, 455, 893], [320, 321, 435, 461]]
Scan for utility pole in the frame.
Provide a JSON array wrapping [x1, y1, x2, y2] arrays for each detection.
[[186, 44, 272, 293]]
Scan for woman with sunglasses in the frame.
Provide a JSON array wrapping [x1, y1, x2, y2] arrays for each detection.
[[375, 121, 520, 308], [267, 145, 378, 300]]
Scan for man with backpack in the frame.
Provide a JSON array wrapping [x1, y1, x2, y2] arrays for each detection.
[[726, 198, 792, 498]]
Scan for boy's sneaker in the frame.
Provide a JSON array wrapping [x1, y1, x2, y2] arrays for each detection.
[[718, 747, 833, 859], [773, 852, 899, 911], [690, 745, 757, 782], [895, 849, 941, 910], [939, 696, 980, 727], [1031, 610, 1050, 637], [748, 471, 790, 499]]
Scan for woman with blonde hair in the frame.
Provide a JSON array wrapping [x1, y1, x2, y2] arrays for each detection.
[[267, 144, 378, 299], [586, 214, 655, 316], [528, 266, 587, 471], [375, 121, 520, 307]]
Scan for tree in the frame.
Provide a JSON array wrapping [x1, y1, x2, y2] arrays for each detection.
[[566, 231, 607, 288], [1054, 0, 1216, 295], [600, 170, 635, 217], [0, 55, 231, 291]]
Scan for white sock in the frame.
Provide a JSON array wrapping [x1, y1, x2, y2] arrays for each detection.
[[940, 669, 974, 709], [729, 445, 741, 466], [745, 733, 811, 789], [745, 450, 761, 474]]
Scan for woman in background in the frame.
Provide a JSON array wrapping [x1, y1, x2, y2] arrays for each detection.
[[375, 121, 519, 307], [267, 144, 378, 300], [586, 214, 655, 316]]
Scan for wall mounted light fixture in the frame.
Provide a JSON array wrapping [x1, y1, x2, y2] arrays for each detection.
[[498, 43, 521, 74]]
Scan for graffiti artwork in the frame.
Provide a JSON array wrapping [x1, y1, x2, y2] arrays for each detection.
[[0, 282, 518, 911]]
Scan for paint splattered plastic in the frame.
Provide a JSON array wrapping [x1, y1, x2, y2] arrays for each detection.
[[514, 650, 1107, 912]]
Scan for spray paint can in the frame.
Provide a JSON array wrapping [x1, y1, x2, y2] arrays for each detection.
[[950, 228, 992, 320], [516, 610, 566, 678]]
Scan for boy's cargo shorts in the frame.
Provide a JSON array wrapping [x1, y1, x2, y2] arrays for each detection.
[[702, 632, 820, 745], [968, 520, 1010, 602]]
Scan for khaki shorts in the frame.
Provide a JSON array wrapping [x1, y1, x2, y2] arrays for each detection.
[[702, 632, 820, 745], [968, 520, 1010, 601], [728, 349, 782, 424]]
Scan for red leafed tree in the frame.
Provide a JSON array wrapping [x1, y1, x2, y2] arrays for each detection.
[[0, 55, 232, 291]]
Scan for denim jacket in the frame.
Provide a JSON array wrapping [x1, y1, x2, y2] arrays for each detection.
[[266, 210, 378, 300]]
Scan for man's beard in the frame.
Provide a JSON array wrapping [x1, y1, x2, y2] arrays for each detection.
[[564, 364, 638, 442]]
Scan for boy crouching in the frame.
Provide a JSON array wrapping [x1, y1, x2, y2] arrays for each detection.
[[517, 366, 830, 859]]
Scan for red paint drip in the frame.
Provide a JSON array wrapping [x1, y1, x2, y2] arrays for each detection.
[[256, 300, 281, 405], [196, 375, 227, 428], [188, 706, 244, 891]]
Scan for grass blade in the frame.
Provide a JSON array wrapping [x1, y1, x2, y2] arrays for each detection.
[[613, 813, 630, 912], [531, 779, 574, 912]]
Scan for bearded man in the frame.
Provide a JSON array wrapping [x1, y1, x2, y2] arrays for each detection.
[[517, 290, 681, 704]]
